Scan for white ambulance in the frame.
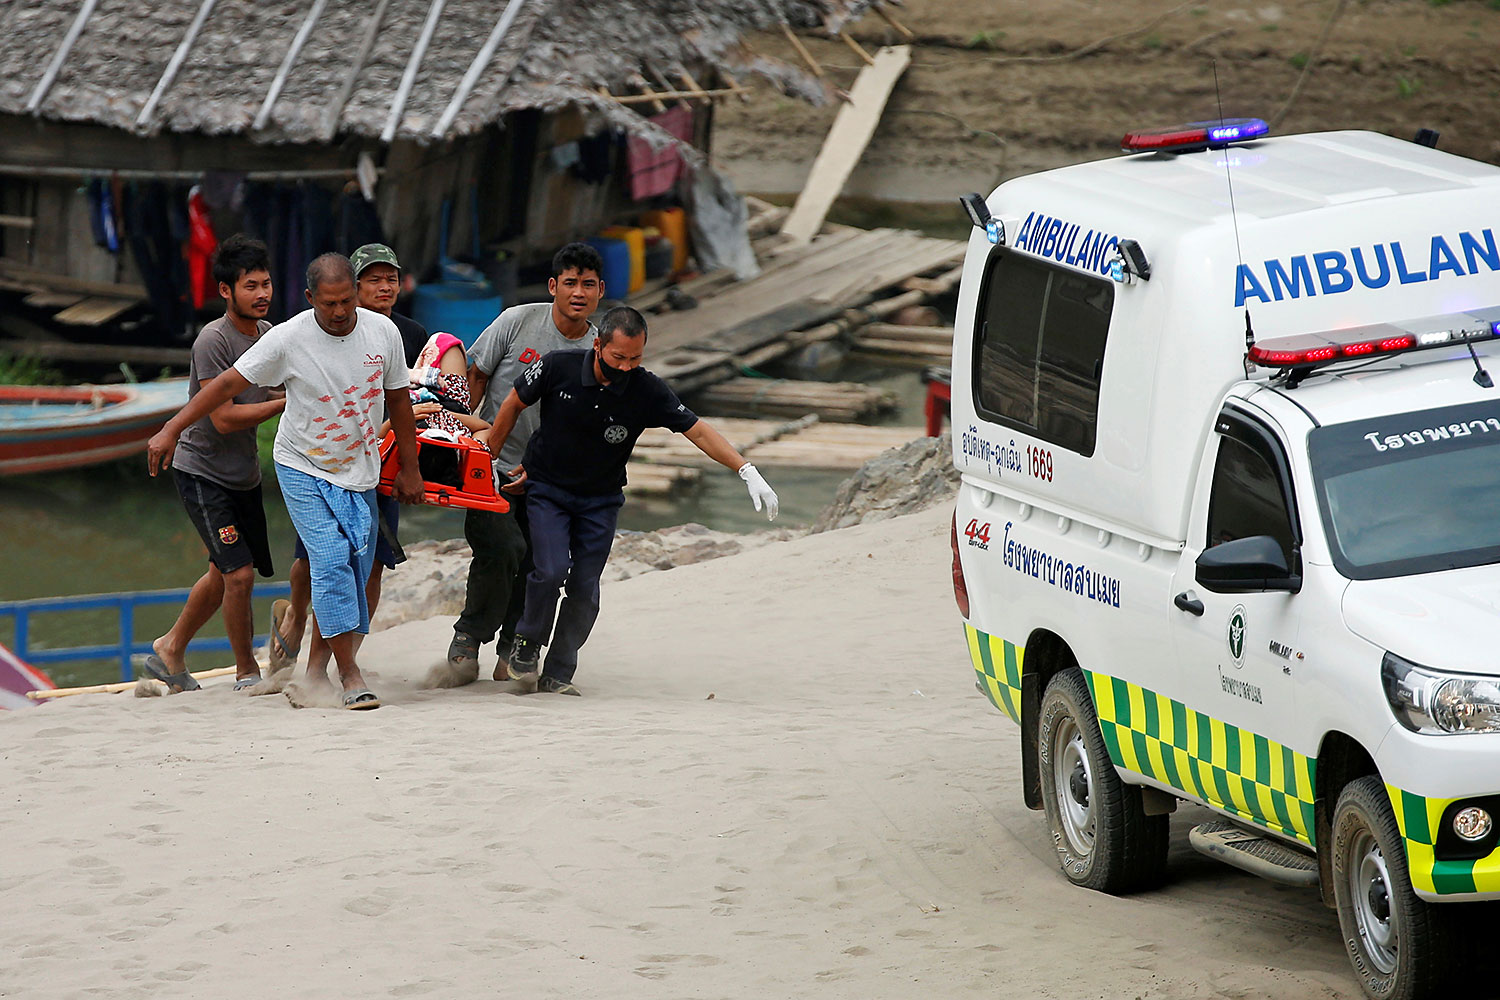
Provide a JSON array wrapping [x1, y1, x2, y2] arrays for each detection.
[[948, 120, 1500, 999]]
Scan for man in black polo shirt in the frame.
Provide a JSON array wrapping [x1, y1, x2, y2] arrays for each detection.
[[486, 306, 779, 695]]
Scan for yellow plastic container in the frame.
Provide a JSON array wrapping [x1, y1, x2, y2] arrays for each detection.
[[599, 225, 645, 293], [640, 208, 689, 273]]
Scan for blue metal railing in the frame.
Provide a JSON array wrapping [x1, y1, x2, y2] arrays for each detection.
[[0, 583, 292, 682]]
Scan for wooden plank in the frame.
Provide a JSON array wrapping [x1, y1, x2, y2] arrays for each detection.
[[52, 296, 137, 326], [780, 45, 911, 244], [1, 339, 190, 366], [0, 215, 35, 230], [23, 291, 84, 309], [0, 263, 147, 301]]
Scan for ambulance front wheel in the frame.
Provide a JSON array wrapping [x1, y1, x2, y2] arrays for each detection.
[[1037, 667, 1168, 894], [1331, 776, 1466, 1000]]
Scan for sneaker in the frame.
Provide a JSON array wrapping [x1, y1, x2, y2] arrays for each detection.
[[491, 632, 513, 682], [538, 675, 581, 696], [508, 636, 541, 693]]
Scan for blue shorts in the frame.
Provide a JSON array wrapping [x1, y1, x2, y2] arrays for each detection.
[[294, 492, 404, 569]]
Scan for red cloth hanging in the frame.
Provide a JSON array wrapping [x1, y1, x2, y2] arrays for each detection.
[[626, 105, 694, 200], [186, 188, 218, 309]]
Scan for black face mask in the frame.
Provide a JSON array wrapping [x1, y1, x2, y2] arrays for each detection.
[[596, 350, 634, 386]]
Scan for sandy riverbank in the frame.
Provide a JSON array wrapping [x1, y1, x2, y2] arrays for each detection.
[[2, 504, 1355, 999]]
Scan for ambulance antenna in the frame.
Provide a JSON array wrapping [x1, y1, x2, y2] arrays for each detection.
[[1213, 62, 1257, 365]]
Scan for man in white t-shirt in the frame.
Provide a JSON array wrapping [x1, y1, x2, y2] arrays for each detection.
[[149, 254, 422, 710]]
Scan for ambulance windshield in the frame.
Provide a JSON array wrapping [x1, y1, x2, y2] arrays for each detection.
[[1309, 402, 1500, 579]]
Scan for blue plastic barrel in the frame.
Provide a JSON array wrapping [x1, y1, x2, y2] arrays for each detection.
[[585, 237, 632, 300], [409, 282, 503, 348]]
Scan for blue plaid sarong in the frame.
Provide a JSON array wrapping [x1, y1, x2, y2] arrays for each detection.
[[276, 463, 377, 638]]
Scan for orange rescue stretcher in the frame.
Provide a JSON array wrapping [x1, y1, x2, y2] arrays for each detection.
[[376, 430, 509, 513]]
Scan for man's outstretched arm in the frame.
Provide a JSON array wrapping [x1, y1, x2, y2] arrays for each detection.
[[147, 368, 254, 475], [682, 420, 779, 520]]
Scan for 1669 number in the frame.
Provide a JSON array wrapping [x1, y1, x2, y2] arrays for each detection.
[[1026, 445, 1054, 482]]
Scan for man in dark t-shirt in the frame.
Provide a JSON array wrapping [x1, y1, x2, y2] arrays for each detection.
[[140, 235, 285, 693], [484, 306, 780, 695], [272, 243, 425, 673]]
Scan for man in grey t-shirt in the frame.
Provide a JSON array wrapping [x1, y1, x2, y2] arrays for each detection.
[[138, 235, 285, 693], [432, 243, 605, 687]]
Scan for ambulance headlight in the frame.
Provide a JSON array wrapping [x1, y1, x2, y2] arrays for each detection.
[[1382, 653, 1500, 735]]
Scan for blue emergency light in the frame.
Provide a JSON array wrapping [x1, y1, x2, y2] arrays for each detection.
[[1121, 117, 1269, 154]]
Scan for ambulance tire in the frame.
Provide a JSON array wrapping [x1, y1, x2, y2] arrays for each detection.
[[1331, 776, 1466, 1000], [1037, 667, 1168, 894]]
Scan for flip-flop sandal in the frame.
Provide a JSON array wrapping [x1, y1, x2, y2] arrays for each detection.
[[233, 674, 264, 692], [267, 599, 300, 671], [342, 688, 381, 710], [134, 653, 201, 692]]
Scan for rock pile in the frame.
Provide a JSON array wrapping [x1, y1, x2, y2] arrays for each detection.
[[809, 432, 957, 534]]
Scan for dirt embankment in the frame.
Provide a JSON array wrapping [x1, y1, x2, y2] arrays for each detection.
[[714, 0, 1500, 204]]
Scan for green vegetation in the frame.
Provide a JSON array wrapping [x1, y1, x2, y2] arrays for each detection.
[[1396, 76, 1422, 99], [257, 414, 280, 480], [1289, 52, 1309, 69], [966, 29, 1004, 49], [1143, 34, 1164, 50], [0, 353, 64, 385]]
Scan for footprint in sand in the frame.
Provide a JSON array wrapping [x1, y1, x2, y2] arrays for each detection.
[[344, 895, 393, 917]]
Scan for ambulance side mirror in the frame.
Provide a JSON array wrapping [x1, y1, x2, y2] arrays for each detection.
[[1195, 535, 1302, 594]]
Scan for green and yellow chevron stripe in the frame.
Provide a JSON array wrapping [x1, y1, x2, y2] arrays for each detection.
[[966, 624, 1023, 724], [961, 626, 1316, 846], [1388, 786, 1500, 895]]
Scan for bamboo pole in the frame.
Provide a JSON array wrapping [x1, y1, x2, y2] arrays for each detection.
[[381, 0, 446, 143], [432, 0, 530, 138], [781, 24, 824, 78], [605, 86, 743, 105], [842, 33, 876, 66], [874, 6, 916, 41], [323, 0, 390, 140], [26, 0, 98, 113], [28, 666, 237, 700], [254, 0, 328, 131], [136, 0, 218, 129]]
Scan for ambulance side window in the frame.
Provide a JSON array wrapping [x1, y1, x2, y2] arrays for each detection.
[[1205, 433, 1296, 566], [973, 250, 1113, 457]]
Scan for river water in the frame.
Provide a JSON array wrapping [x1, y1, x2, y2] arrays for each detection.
[[2, 363, 931, 687]]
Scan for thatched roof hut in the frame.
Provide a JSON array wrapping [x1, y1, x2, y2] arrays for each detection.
[[0, 0, 879, 143], [0, 0, 886, 345]]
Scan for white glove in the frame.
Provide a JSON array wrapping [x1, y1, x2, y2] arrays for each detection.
[[738, 462, 778, 520]]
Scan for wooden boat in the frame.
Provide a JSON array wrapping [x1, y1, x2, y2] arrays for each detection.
[[0, 641, 53, 709], [0, 379, 188, 476]]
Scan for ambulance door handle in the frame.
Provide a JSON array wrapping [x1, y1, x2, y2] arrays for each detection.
[[1173, 591, 1204, 617]]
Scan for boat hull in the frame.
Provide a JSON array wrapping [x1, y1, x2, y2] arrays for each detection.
[[0, 381, 189, 476]]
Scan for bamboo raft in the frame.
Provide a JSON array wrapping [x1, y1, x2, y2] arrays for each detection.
[[632, 416, 922, 473], [688, 378, 898, 423], [640, 203, 965, 396]]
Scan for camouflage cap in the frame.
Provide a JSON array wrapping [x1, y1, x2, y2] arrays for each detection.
[[350, 243, 400, 276]]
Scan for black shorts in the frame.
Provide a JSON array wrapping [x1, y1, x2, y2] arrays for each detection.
[[174, 469, 274, 577], [293, 491, 405, 570]]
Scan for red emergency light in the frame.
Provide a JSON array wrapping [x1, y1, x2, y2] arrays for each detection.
[[1122, 117, 1269, 153], [1247, 317, 1500, 371]]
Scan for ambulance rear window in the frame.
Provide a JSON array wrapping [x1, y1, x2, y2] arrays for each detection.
[[972, 249, 1114, 456]]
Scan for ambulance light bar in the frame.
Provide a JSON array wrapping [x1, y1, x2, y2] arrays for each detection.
[[1247, 316, 1500, 370], [1121, 117, 1269, 153]]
